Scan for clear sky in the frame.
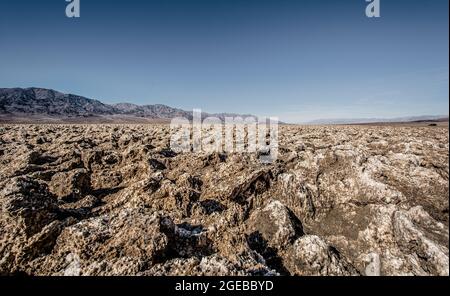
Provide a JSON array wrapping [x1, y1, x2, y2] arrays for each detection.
[[0, 0, 448, 122]]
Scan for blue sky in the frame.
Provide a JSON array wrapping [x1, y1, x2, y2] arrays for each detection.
[[0, 0, 448, 122]]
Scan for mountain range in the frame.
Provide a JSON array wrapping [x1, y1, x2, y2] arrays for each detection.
[[0, 88, 256, 123], [305, 115, 449, 125], [0, 87, 447, 124]]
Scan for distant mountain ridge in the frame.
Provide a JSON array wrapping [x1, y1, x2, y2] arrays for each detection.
[[305, 115, 449, 125], [1, 88, 447, 124], [0, 88, 112, 116], [0, 87, 256, 123]]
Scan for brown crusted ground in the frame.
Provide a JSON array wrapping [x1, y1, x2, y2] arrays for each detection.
[[0, 124, 448, 276]]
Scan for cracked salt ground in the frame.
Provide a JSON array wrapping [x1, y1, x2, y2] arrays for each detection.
[[0, 124, 448, 275]]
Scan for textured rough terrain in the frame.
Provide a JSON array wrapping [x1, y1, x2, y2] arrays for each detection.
[[0, 124, 448, 276]]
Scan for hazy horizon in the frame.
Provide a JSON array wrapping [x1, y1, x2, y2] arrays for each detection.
[[1, 86, 448, 124], [0, 0, 448, 123]]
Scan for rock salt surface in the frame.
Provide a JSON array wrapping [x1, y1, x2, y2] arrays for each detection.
[[0, 124, 448, 275]]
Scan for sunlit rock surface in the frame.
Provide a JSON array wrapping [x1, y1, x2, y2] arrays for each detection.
[[0, 124, 448, 276]]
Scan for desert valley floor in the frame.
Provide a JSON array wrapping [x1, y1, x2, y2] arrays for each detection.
[[0, 124, 448, 276]]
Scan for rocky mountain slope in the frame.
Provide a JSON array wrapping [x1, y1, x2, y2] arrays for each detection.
[[0, 124, 448, 276], [0, 88, 114, 116], [0, 88, 256, 122]]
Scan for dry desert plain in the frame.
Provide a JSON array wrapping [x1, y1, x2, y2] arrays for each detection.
[[0, 123, 448, 276]]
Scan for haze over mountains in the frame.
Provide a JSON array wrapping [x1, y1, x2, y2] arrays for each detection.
[[305, 116, 449, 125], [0, 87, 447, 124]]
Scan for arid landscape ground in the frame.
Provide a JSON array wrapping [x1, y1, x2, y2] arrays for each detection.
[[0, 124, 448, 276]]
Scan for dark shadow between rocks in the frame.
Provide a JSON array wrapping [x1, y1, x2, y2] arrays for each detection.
[[200, 199, 226, 215], [246, 231, 290, 275], [91, 186, 125, 199], [159, 221, 215, 263], [159, 148, 178, 158]]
